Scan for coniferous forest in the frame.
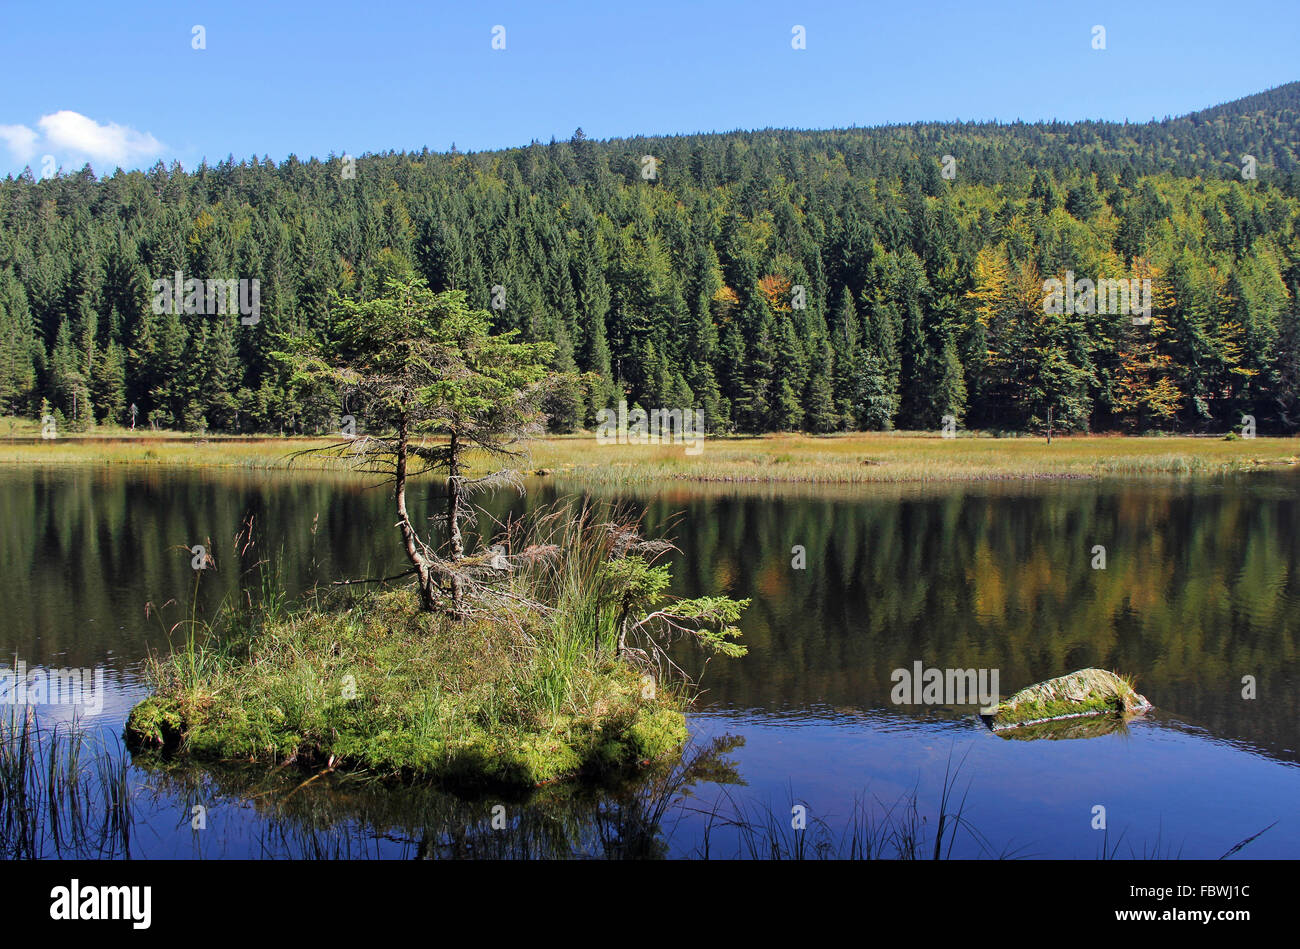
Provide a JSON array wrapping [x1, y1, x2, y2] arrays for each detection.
[[2, 81, 1299, 436]]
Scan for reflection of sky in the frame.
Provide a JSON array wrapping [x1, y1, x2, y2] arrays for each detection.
[[7, 668, 149, 733], [5, 467, 1298, 858], [675, 711, 1299, 859], [17, 689, 1298, 859]]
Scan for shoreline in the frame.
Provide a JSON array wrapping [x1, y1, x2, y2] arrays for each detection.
[[1, 431, 1296, 485]]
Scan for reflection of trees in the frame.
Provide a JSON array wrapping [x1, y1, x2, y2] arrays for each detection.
[[130, 736, 745, 860], [626, 478, 1300, 763], [3, 468, 1298, 764], [0, 468, 402, 667]]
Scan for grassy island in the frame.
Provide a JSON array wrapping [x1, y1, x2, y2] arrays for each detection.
[[126, 587, 689, 788], [124, 278, 747, 788]]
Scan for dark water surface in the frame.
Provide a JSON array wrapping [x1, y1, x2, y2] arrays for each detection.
[[2, 465, 1297, 858]]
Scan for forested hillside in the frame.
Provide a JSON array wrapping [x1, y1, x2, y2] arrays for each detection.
[[2, 82, 1299, 435]]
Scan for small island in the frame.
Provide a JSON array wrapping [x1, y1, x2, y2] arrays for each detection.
[[125, 278, 748, 788]]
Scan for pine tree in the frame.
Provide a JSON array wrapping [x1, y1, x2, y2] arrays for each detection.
[[91, 339, 127, 424], [277, 277, 559, 615], [935, 337, 968, 425], [201, 319, 241, 430], [829, 287, 861, 429], [1271, 290, 1300, 433], [804, 343, 837, 433], [768, 313, 807, 431], [543, 325, 584, 432], [0, 271, 39, 414]]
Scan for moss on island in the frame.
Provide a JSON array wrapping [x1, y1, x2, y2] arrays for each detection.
[[983, 668, 1151, 732], [126, 587, 689, 789], [126, 495, 750, 789]]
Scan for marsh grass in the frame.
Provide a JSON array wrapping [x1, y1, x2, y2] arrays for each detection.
[[0, 710, 134, 859], [1093, 820, 1274, 860], [3, 426, 1296, 483], [544, 432, 1300, 484]]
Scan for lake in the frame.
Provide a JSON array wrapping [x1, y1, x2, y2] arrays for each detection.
[[2, 465, 1297, 858]]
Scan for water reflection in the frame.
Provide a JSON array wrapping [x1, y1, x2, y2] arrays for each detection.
[[127, 735, 746, 860], [1, 466, 1298, 857]]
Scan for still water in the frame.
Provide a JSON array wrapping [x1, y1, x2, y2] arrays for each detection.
[[2, 465, 1297, 858]]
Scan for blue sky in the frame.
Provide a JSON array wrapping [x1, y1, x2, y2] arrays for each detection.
[[2, 0, 1297, 177]]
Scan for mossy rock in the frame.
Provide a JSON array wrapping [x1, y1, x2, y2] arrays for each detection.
[[983, 668, 1151, 732], [124, 696, 189, 750]]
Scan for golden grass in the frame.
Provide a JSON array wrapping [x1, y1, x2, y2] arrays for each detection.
[[528, 431, 1300, 484], [2, 422, 1296, 484]]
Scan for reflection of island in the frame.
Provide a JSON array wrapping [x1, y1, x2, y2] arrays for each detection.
[[131, 735, 745, 859], [982, 713, 1134, 741]]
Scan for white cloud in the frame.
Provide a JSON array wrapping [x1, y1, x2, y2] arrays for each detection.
[[37, 111, 163, 167], [0, 111, 164, 171], [0, 124, 39, 162]]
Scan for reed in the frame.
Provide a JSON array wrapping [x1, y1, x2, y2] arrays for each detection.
[[0, 710, 134, 859]]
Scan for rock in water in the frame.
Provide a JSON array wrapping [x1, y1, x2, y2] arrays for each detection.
[[984, 668, 1151, 731]]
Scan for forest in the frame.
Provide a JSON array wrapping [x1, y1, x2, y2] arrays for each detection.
[[1, 81, 1298, 435]]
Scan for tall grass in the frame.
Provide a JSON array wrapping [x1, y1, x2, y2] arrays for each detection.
[[0, 710, 134, 859], [141, 516, 297, 699], [478, 499, 704, 717]]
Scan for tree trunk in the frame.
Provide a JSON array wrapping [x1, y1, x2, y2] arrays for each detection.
[[395, 421, 436, 611], [447, 430, 465, 616]]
